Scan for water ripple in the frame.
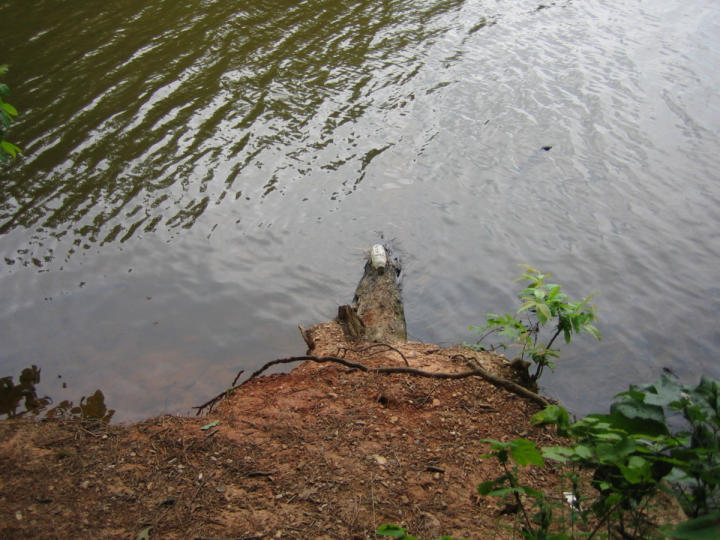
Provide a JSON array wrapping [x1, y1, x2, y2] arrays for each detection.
[[1, 0, 719, 419]]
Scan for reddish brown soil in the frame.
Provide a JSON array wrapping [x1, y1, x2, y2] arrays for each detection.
[[0, 322, 573, 539]]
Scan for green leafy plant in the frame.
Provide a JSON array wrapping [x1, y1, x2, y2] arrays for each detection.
[[375, 523, 464, 540], [477, 375, 720, 538], [477, 439, 561, 539], [624, 376, 720, 520], [377, 376, 720, 538], [0, 64, 21, 161], [470, 265, 600, 382]]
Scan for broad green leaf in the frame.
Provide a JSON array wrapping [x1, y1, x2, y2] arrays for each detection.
[[481, 438, 509, 449], [521, 485, 544, 499], [480, 440, 509, 463], [618, 456, 651, 484], [575, 414, 602, 426], [615, 386, 645, 401], [0, 101, 17, 116], [536, 302, 552, 323], [546, 284, 562, 299], [643, 376, 684, 407], [541, 446, 574, 463], [605, 409, 669, 437], [517, 300, 536, 313], [664, 511, 720, 539], [486, 486, 526, 497], [603, 492, 623, 507], [531, 404, 570, 433], [597, 480, 611, 491], [596, 437, 636, 460], [478, 480, 499, 495], [591, 431, 623, 441], [573, 444, 593, 459], [0, 83, 9, 96], [627, 455, 649, 469], [510, 438, 544, 467], [582, 324, 601, 341], [596, 442, 623, 461], [610, 400, 667, 426], [1, 141, 20, 158], [377, 524, 418, 539]]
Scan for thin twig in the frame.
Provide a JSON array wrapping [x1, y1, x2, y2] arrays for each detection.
[[546, 327, 563, 352], [194, 383, 244, 415], [474, 326, 502, 345], [351, 343, 410, 366], [588, 498, 625, 539], [504, 461, 533, 532], [193, 389, 235, 416], [370, 473, 377, 529], [231, 369, 245, 387], [193, 370, 244, 415], [76, 425, 105, 438], [245, 355, 365, 380], [419, 380, 444, 407]]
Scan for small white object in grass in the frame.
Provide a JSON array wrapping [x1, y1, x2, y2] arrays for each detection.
[[370, 244, 387, 269], [563, 491, 581, 511]]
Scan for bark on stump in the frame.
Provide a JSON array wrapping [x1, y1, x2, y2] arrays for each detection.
[[337, 256, 406, 344]]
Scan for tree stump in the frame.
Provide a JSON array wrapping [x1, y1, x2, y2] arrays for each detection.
[[337, 252, 407, 343]]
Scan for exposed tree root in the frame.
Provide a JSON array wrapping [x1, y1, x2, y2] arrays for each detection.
[[241, 355, 552, 408], [339, 343, 411, 366]]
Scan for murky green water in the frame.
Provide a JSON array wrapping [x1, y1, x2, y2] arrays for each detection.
[[1, 0, 719, 421]]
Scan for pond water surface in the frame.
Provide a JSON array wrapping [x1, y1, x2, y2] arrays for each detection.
[[1, 0, 719, 421]]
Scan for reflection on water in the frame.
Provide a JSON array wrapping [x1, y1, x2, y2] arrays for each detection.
[[1, 366, 114, 422], [0, 0, 719, 421], [0, 0, 466, 263], [0, 365, 50, 418], [45, 390, 115, 424]]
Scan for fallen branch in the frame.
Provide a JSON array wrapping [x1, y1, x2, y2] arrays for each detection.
[[242, 355, 551, 408], [451, 354, 550, 407], [244, 355, 363, 380]]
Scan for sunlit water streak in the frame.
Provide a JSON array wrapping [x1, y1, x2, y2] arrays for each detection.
[[1, 0, 719, 420]]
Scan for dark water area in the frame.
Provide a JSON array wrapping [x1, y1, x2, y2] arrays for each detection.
[[1, 364, 114, 422], [1, 0, 719, 421]]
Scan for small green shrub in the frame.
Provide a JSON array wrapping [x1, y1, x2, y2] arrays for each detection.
[[478, 375, 720, 538], [378, 267, 719, 538], [469, 265, 600, 382]]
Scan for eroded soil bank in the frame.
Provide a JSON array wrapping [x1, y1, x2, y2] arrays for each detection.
[[0, 318, 575, 539]]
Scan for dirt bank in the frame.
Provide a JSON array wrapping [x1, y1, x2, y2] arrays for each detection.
[[0, 316, 575, 539], [1, 250, 577, 539]]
